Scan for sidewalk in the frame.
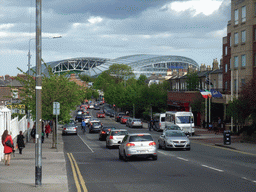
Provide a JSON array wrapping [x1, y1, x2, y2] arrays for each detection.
[[0, 128, 68, 192], [192, 127, 256, 155]]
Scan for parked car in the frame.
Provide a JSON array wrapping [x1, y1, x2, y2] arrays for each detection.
[[120, 116, 130, 124], [119, 133, 157, 161], [128, 118, 143, 128], [106, 129, 128, 148], [99, 127, 116, 141], [158, 130, 190, 151], [115, 112, 126, 122], [88, 119, 103, 133], [97, 111, 105, 118], [62, 122, 78, 135]]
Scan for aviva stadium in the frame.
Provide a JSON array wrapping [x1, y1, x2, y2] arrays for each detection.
[[35, 54, 199, 79]]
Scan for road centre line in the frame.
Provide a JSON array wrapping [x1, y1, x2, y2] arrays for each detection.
[[242, 177, 256, 183], [177, 157, 189, 161], [67, 153, 82, 192], [201, 164, 224, 172], [78, 134, 94, 153]]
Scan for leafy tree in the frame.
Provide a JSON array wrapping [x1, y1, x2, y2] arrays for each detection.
[[186, 72, 199, 91], [16, 65, 86, 122], [108, 64, 134, 83], [137, 74, 147, 86], [78, 74, 94, 83]]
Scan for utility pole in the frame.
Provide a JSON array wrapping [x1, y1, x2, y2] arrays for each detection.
[[35, 0, 42, 186]]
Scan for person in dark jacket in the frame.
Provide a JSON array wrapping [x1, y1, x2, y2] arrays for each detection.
[[30, 124, 36, 143], [17, 131, 25, 154], [2, 130, 13, 166]]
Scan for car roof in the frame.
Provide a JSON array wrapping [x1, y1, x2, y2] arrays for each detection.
[[110, 129, 127, 131], [128, 133, 151, 136]]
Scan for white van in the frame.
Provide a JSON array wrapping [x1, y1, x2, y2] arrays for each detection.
[[152, 113, 166, 131], [165, 111, 195, 135]]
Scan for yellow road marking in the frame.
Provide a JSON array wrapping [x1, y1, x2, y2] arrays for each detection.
[[191, 141, 256, 156], [70, 153, 88, 192], [67, 153, 81, 192]]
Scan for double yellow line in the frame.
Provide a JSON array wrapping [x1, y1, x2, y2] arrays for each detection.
[[67, 153, 88, 192]]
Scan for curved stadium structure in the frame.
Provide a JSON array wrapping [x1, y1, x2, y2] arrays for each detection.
[[31, 54, 199, 79]]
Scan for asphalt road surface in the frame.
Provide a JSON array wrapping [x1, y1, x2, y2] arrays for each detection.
[[63, 107, 256, 192]]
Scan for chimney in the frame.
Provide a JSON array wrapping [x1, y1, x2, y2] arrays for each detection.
[[212, 58, 219, 70]]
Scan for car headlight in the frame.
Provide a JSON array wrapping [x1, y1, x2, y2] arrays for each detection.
[[167, 139, 173, 144]]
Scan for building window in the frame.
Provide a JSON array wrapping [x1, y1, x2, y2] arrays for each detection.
[[225, 81, 228, 90], [218, 74, 223, 89], [255, 53, 256, 66], [234, 79, 237, 92], [241, 30, 246, 43], [225, 64, 228, 72], [235, 9, 239, 25], [225, 46, 228, 55], [242, 6, 246, 22], [234, 56, 238, 68], [234, 32, 238, 45], [241, 79, 246, 86], [241, 54, 246, 67]]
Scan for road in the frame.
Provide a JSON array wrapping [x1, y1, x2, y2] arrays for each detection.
[[63, 107, 256, 192]]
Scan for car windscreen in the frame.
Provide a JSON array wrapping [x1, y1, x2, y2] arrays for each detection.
[[161, 117, 165, 122], [176, 116, 193, 124], [133, 119, 141, 122], [122, 117, 128, 119], [129, 135, 153, 142], [111, 131, 128, 136], [98, 112, 104, 114], [92, 122, 101, 126], [165, 131, 186, 137], [103, 127, 116, 131], [166, 126, 180, 130]]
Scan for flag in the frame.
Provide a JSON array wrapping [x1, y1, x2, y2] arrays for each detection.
[[200, 90, 209, 98], [205, 89, 212, 98], [210, 89, 223, 98]]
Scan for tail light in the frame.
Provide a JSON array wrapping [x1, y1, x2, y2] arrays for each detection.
[[159, 123, 161, 127], [63, 128, 66, 130], [141, 122, 143, 124], [149, 142, 156, 146], [74, 128, 77, 130], [109, 136, 113, 139], [102, 131, 106, 134], [132, 122, 134, 124], [126, 143, 135, 147]]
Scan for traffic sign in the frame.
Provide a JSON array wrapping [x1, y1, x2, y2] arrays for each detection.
[[53, 102, 60, 115]]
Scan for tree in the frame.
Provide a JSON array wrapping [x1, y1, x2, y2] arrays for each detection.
[[137, 74, 147, 86], [186, 72, 199, 91], [16, 65, 86, 122], [78, 74, 94, 82], [108, 64, 134, 83]]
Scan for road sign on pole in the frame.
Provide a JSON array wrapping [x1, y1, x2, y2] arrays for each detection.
[[53, 102, 60, 115]]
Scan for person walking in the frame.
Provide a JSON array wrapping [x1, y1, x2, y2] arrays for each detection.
[[30, 124, 36, 143], [149, 118, 154, 131], [2, 130, 13, 166], [45, 123, 51, 138], [216, 117, 222, 134], [17, 131, 25, 154]]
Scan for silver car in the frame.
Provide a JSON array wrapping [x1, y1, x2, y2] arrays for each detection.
[[163, 124, 183, 133], [128, 118, 143, 128], [158, 130, 190, 151], [119, 133, 157, 161], [106, 129, 128, 148], [62, 122, 78, 135]]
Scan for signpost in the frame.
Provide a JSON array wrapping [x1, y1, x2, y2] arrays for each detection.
[[53, 102, 60, 150]]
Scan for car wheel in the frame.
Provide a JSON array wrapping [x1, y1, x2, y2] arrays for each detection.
[[158, 141, 161, 149], [119, 150, 123, 160], [186, 148, 191, 151], [99, 137, 102, 141], [123, 151, 129, 162], [152, 156, 158, 161]]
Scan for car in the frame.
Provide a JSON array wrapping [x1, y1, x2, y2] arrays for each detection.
[[89, 104, 94, 109], [77, 110, 83, 115], [109, 110, 116, 117], [94, 105, 101, 110], [126, 117, 133, 127], [97, 111, 105, 118], [76, 114, 88, 122], [119, 133, 157, 161], [115, 112, 126, 122], [158, 130, 190, 151], [120, 116, 130, 124], [106, 129, 128, 148], [128, 118, 143, 128], [88, 119, 103, 133], [82, 115, 91, 125], [164, 123, 183, 133], [99, 127, 116, 141], [62, 122, 78, 135]]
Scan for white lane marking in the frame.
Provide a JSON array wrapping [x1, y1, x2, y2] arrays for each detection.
[[201, 164, 224, 172], [177, 157, 189, 161], [78, 134, 94, 153], [242, 177, 256, 183]]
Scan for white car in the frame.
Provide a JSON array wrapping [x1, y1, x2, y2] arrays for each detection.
[[106, 129, 128, 148]]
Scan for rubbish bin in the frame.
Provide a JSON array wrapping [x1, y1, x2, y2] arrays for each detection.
[[223, 130, 231, 145]]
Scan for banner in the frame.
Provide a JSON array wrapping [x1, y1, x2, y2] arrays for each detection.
[[210, 89, 223, 98]]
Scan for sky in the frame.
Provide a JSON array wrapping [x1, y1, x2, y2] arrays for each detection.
[[1, 0, 231, 77]]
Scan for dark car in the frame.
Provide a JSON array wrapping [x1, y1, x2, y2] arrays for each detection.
[[99, 127, 116, 141], [76, 114, 88, 122], [115, 113, 126, 122]]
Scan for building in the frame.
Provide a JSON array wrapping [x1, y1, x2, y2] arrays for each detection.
[[222, 0, 256, 98]]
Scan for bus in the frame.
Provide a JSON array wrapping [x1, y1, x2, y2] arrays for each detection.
[[165, 111, 195, 135]]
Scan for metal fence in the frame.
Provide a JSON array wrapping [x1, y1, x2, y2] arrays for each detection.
[[0, 107, 33, 161]]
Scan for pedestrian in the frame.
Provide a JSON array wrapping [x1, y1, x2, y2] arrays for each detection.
[[149, 118, 154, 131], [1, 130, 14, 166], [17, 131, 25, 154], [30, 124, 36, 143], [49, 120, 53, 133], [216, 117, 222, 134], [45, 123, 51, 138]]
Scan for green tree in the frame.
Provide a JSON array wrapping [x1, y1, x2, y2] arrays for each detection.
[[16, 65, 85, 122], [108, 64, 134, 83], [186, 72, 199, 91], [78, 74, 94, 83]]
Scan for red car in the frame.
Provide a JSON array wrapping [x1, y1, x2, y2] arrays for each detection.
[[120, 116, 130, 124], [97, 111, 105, 118]]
